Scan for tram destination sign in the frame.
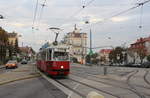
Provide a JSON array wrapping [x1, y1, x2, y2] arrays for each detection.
[[54, 48, 68, 52]]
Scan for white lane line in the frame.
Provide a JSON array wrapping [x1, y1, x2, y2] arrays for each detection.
[[67, 83, 80, 98]]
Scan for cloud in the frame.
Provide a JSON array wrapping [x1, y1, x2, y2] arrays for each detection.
[[0, 0, 149, 51], [9, 22, 26, 27], [111, 17, 129, 22], [90, 18, 103, 23]]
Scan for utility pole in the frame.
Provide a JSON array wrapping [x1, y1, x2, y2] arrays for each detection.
[[90, 29, 92, 53], [89, 29, 92, 64], [81, 33, 84, 64]]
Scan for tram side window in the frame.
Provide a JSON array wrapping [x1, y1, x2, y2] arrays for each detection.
[[37, 53, 42, 60], [41, 51, 46, 60], [53, 52, 69, 61], [48, 49, 52, 60]]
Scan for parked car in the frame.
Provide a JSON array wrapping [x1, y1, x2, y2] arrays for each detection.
[[21, 59, 28, 64], [5, 60, 18, 69], [141, 62, 150, 68]]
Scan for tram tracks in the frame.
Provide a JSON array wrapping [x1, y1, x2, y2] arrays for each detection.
[[71, 72, 148, 98], [54, 78, 122, 98], [126, 70, 146, 98], [126, 69, 150, 98], [40, 67, 150, 98], [143, 70, 150, 85], [71, 68, 150, 98], [54, 79, 86, 98], [69, 78, 121, 98], [54, 77, 120, 98]]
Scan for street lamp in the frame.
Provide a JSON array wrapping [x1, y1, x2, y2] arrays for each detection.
[[84, 19, 93, 64], [0, 15, 4, 19]]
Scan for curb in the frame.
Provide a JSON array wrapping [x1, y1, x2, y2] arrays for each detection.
[[87, 92, 104, 98], [0, 66, 5, 69], [0, 74, 41, 86]]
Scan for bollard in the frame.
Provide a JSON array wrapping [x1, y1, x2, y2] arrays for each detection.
[[103, 67, 107, 75], [87, 91, 104, 98]]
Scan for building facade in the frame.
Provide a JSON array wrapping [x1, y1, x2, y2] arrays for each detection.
[[64, 25, 87, 64], [99, 49, 112, 65], [130, 36, 150, 55], [19, 46, 35, 60], [8, 32, 18, 46], [128, 36, 150, 63]]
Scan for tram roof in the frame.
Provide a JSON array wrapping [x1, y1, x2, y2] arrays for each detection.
[[39, 42, 70, 52], [47, 44, 70, 49], [41, 44, 70, 50]]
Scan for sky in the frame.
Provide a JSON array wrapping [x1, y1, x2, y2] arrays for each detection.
[[0, 0, 150, 52]]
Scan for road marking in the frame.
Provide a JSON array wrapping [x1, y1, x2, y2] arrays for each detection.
[[0, 74, 41, 86], [67, 83, 80, 98]]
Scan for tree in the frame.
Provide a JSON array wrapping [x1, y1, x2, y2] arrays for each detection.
[[72, 57, 78, 63], [147, 55, 150, 62], [86, 53, 99, 64], [109, 47, 124, 65], [14, 38, 20, 55], [86, 54, 91, 63], [0, 27, 8, 63]]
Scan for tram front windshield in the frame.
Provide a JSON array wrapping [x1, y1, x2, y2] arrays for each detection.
[[53, 51, 69, 61]]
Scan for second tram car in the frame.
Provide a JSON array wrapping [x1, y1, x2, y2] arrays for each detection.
[[37, 44, 70, 76]]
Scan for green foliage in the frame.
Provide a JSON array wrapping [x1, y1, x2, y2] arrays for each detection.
[[147, 55, 150, 62], [0, 27, 8, 63], [14, 39, 19, 54], [0, 27, 8, 43], [71, 57, 78, 63], [86, 54, 91, 63], [109, 47, 124, 64], [86, 53, 99, 64]]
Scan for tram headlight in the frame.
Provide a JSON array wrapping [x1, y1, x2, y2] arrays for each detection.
[[61, 66, 64, 69]]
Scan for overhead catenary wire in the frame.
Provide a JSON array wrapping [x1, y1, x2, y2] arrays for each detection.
[[36, 0, 47, 30], [57, 0, 97, 28], [39, 0, 47, 20], [80, 0, 150, 50], [84, 0, 96, 8], [83, 0, 150, 28], [32, 0, 39, 30], [139, 3, 143, 31]]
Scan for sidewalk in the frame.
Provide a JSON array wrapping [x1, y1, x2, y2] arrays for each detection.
[[0, 64, 40, 85], [0, 65, 5, 69]]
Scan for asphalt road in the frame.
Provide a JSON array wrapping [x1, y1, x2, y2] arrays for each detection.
[[0, 77, 67, 98], [57, 63, 150, 98], [1, 63, 150, 98], [0, 63, 24, 74]]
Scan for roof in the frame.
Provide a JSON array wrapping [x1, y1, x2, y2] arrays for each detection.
[[48, 44, 70, 49], [19, 47, 31, 53], [8, 32, 17, 38], [100, 49, 112, 54], [131, 36, 150, 45]]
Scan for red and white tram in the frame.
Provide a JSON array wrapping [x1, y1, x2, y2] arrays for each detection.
[[36, 44, 70, 76]]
